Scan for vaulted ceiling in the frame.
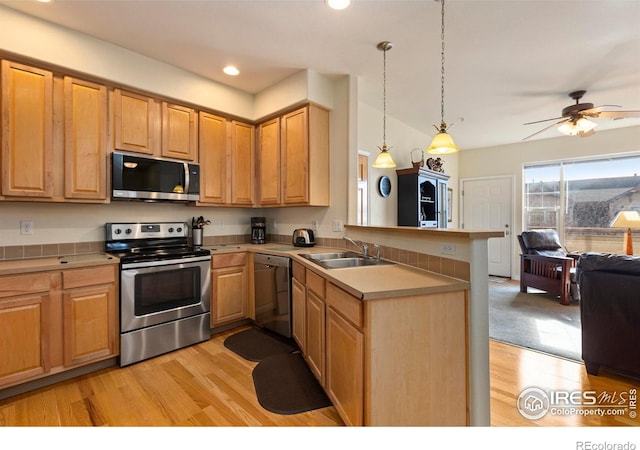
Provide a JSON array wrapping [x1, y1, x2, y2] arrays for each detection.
[[4, 0, 640, 150]]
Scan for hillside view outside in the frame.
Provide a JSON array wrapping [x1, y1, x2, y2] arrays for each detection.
[[524, 154, 640, 254]]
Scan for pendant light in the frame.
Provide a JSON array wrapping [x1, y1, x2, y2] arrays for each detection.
[[427, 0, 459, 155], [372, 41, 396, 169]]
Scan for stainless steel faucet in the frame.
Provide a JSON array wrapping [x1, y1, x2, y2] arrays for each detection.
[[343, 237, 368, 257]]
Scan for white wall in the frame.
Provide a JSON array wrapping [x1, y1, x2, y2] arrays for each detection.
[[458, 125, 640, 275], [356, 101, 460, 227], [0, 6, 353, 247]]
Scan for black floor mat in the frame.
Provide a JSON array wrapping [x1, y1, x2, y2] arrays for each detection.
[[252, 352, 333, 415], [223, 327, 297, 362]]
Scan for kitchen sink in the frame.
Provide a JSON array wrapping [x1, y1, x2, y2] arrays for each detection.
[[299, 252, 394, 269]]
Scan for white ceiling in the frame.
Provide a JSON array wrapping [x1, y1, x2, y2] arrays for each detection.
[[4, 0, 640, 150]]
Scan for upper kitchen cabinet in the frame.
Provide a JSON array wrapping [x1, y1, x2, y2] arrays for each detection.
[[112, 89, 160, 156], [257, 104, 330, 207], [161, 102, 198, 161], [229, 120, 255, 206], [63, 76, 108, 200], [1, 60, 54, 198], [112, 89, 198, 161], [257, 117, 281, 205], [198, 111, 229, 205]]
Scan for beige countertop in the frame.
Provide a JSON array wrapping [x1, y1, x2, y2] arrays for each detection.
[[205, 243, 469, 300], [1, 243, 468, 300], [0, 253, 119, 276]]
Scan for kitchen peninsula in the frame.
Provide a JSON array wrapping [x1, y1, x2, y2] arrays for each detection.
[[343, 224, 504, 426]]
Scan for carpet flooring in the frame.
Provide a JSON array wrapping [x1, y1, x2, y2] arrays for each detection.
[[489, 280, 582, 362]]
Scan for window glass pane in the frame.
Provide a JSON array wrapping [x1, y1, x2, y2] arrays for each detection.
[[524, 155, 640, 254]]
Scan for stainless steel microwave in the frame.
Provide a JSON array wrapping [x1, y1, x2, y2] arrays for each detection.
[[111, 152, 200, 202]]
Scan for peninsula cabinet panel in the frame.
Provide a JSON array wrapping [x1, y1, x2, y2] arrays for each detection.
[[113, 89, 160, 155], [63, 76, 108, 200], [1, 60, 54, 198], [257, 117, 281, 205], [62, 284, 117, 367], [198, 112, 229, 204], [0, 294, 49, 387], [229, 120, 255, 206], [162, 102, 197, 161]]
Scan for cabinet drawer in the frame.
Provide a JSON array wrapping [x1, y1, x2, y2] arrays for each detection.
[[0, 273, 51, 299], [306, 269, 325, 298], [326, 283, 363, 329], [292, 261, 306, 283], [62, 265, 115, 290], [212, 252, 246, 268]]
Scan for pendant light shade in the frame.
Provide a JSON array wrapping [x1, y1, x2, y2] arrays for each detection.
[[372, 41, 396, 169], [427, 0, 459, 155], [427, 122, 459, 154]]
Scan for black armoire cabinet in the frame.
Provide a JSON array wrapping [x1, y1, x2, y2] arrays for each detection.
[[396, 167, 450, 228]]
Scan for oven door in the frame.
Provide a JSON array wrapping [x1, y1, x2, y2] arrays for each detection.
[[120, 255, 211, 333]]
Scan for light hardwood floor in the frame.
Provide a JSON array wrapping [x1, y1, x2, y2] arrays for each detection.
[[0, 327, 638, 426]]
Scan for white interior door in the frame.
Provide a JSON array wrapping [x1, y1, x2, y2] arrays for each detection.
[[461, 177, 513, 277]]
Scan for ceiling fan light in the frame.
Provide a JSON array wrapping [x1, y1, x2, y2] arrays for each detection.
[[372, 146, 396, 168], [326, 0, 350, 10], [427, 131, 459, 154], [576, 117, 597, 132], [558, 121, 578, 136]]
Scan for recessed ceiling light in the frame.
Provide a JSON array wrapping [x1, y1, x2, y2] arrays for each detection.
[[223, 65, 240, 76], [327, 0, 350, 10]]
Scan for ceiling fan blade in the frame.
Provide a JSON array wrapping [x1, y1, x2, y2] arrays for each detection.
[[595, 110, 640, 118], [522, 118, 569, 141], [523, 116, 564, 126]]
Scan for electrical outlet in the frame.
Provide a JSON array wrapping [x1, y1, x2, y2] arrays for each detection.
[[332, 219, 343, 232], [312, 220, 319, 231], [441, 242, 456, 255], [20, 220, 34, 235]]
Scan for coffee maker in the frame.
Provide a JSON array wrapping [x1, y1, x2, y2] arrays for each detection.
[[251, 217, 266, 244]]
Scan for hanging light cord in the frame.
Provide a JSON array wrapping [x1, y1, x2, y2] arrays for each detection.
[[439, 0, 447, 131], [382, 44, 388, 149]]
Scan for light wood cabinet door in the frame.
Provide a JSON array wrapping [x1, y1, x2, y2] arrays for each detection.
[[0, 294, 49, 387], [325, 305, 364, 427], [229, 120, 255, 205], [162, 102, 197, 161], [198, 112, 228, 204], [257, 117, 281, 205], [211, 254, 248, 326], [113, 89, 160, 155], [62, 284, 117, 367], [63, 76, 108, 200], [291, 276, 306, 351], [1, 60, 53, 198], [281, 107, 308, 204], [305, 289, 325, 385]]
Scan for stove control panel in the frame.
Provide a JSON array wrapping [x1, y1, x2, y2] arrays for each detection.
[[106, 222, 188, 241]]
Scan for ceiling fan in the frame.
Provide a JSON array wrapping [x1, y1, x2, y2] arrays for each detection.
[[522, 90, 640, 141]]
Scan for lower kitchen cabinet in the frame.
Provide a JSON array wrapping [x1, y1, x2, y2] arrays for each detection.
[[62, 266, 118, 367], [296, 263, 468, 426], [211, 253, 248, 327], [325, 305, 364, 427], [0, 264, 119, 390], [291, 262, 306, 351]]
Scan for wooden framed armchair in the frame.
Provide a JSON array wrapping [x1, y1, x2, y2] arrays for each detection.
[[518, 229, 578, 306]]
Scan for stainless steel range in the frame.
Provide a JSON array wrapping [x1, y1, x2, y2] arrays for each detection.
[[105, 222, 211, 366]]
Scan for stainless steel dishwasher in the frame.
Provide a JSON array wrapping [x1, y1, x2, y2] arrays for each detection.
[[253, 253, 292, 338]]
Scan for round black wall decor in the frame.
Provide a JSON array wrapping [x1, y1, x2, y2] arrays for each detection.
[[377, 175, 391, 198]]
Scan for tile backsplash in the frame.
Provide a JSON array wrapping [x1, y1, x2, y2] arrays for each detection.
[[1, 233, 470, 282]]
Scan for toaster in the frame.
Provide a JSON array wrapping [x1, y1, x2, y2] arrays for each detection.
[[292, 229, 316, 247]]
